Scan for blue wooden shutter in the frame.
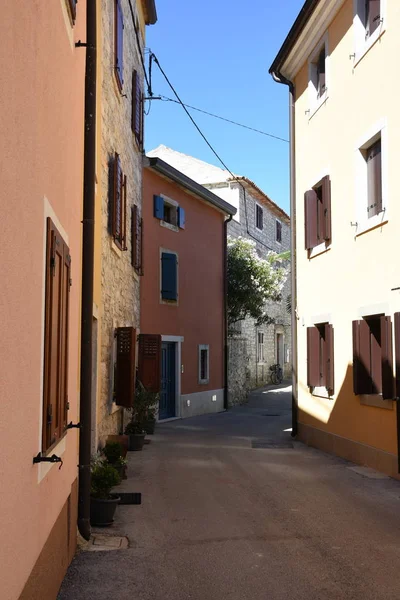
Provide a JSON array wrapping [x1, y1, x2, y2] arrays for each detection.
[[177, 207, 185, 229], [161, 253, 177, 300], [154, 195, 164, 219], [115, 0, 124, 89]]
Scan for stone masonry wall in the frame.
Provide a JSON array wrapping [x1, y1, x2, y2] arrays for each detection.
[[97, 0, 144, 445]]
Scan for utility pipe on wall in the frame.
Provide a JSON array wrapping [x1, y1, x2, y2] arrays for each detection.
[[78, 0, 97, 540], [224, 214, 233, 410]]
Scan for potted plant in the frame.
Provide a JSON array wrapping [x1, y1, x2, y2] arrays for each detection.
[[90, 461, 121, 526], [124, 420, 146, 451], [132, 380, 159, 436], [143, 408, 156, 435], [106, 434, 129, 458], [103, 441, 128, 479]]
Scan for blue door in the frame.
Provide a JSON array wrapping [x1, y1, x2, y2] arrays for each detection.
[[160, 342, 176, 419]]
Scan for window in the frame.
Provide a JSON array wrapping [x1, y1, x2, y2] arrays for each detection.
[[198, 345, 209, 384], [276, 220, 282, 243], [114, 327, 136, 408], [304, 175, 331, 251], [154, 195, 185, 230], [66, 0, 77, 23], [307, 323, 334, 395], [366, 138, 382, 219], [309, 41, 327, 108], [42, 218, 71, 452], [256, 204, 263, 230], [365, 0, 381, 37], [131, 205, 143, 274], [111, 153, 127, 250], [131, 70, 143, 149], [354, 0, 384, 62], [257, 332, 265, 363], [161, 251, 178, 301], [115, 0, 124, 91], [352, 315, 394, 398]]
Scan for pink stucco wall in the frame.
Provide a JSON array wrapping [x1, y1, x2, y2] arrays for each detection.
[[141, 168, 226, 395], [0, 3, 85, 598]]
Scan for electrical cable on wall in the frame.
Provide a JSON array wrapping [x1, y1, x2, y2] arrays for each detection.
[[150, 52, 283, 253]]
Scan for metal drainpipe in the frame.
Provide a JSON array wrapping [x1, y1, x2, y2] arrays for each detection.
[[78, 0, 97, 540], [224, 214, 233, 410], [271, 71, 297, 437]]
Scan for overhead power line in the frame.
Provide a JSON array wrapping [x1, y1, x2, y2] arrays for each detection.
[[150, 53, 282, 253], [159, 95, 289, 143]]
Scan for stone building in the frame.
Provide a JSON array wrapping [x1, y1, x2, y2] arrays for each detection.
[[93, 0, 157, 449], [147, 146, 291, 405]]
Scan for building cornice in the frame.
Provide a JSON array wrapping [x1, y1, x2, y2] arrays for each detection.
[[269, 0, 345, 80]]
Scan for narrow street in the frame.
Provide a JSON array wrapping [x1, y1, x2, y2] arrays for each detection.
[[59, 386, 400, 600]]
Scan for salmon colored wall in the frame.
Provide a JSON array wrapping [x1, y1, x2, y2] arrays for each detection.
[[0, 2, 85, 598], [292, 0, 399, 457], [141, 169, 225, 395]]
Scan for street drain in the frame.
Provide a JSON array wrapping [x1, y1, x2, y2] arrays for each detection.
[[251, 440, 293, 449], [87, 534, 129, 552]]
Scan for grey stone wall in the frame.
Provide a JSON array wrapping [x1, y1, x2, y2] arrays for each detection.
[[213, 181, 291, 405], [97, 0, 144, 444]]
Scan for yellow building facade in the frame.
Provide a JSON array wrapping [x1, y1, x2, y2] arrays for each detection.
[[271, 0, 400, 476]]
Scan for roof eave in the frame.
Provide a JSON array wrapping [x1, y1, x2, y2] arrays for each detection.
[[144, 157, 237, 216]]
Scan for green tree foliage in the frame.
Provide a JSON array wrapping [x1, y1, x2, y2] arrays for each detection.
[[227, 237, 288, 326]]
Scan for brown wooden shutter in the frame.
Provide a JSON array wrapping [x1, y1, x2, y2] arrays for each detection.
[[131, 70, 137, 134], [42, 218, 70, 451], [353, 319, 372, 395], [132, 204, 143, 274], [112, 153, 121, 246], [307, 327, 320, 387], [394, 313, 400, 399], [115, 327, 136, 407], [122, 174, 127, 250], [139, 92, 144, 149], [304, 190, 319, 250], [381, 316, 394, 399], [325, 324, 334, 394], [367, 139, 382, 218], [321, 176, 331, 241], [138, 334, 161, 392]]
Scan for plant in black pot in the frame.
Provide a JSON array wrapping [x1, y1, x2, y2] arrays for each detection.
[[143, 408, 157, 435], [124, 420, 146, 451], [90, 460, 121, 526], [103, 442, 128, 480], [133, 380, 160, 436]]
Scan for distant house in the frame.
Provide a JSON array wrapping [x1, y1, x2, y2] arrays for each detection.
[[141, 156, 236, 419], [147, 146, 291, 404]]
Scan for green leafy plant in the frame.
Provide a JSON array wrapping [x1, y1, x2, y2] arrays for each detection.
[[127, 380, 159, 430], [227, 237, 288, 326], [90, 462, 121, 499], [124, 421, 145, 435], [103, 441, 123, 465]]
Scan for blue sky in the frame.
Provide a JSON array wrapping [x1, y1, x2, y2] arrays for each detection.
[[145, 0, 304, 215]]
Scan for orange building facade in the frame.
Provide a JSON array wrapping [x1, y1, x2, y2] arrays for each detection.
[[0, 2, 85, 598], [141, 158, 236, 419]]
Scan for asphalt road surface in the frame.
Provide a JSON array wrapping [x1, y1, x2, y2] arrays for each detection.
[[59, 384, 400, 599]]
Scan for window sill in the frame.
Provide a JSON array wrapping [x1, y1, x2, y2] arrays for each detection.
[[109, 401, 122, 416], [110, 238, 124, 257], [308, 92, 328, 120], [160, 220, 179, 233], [353, 26, 386, 68], [308, 241, 330, 259], [199, 379, 210, 385], [312, 386, 333, 400], [359, 394, 393, 410], [160, 297, 178, 306], [355, 212, 388, 237]]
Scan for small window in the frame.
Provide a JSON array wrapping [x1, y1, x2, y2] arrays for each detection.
[[131, 70, 143, 148], [257, 332, 265, 363], [304, 175, 331, 251], [163, 202, 177, 226], [365, 138, 382, 219], [307, 323, 334, 394], [310, 45, 326, 100], [42, 218, 71, 452], [111, 153, 127, 250], [276, 220, 282, 243], [66, 0, 77, 24], [161, 252, 178, 301], [365, 0, 381, 38], [153, 196, 185, 230], [132, 205, 143, 274], [353, 315, 394, 398], [115, 0, 124, 91], [256, 204, 263, 230], [198, 345, 209, 384]]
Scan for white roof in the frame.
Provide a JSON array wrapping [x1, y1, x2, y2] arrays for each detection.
[[146, 145, 236, 185]]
